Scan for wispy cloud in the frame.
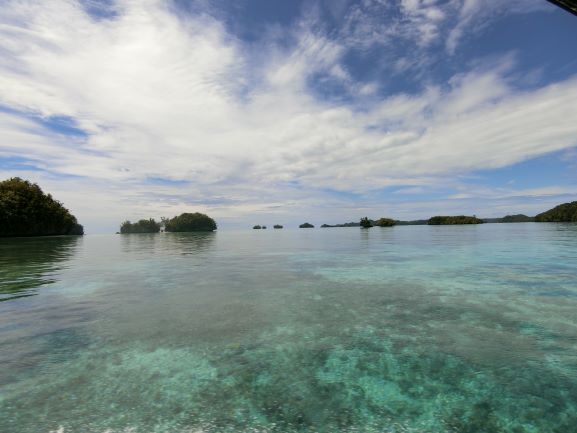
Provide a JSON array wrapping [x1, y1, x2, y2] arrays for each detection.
[[0, 0, 575, 231], [446, 0, 548, 54]]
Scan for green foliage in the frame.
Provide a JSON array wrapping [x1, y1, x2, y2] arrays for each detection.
[[428, 215, 484, 225], [0, 177, 84, 237], [535, 201, 577, 222], [164, 212, 217, 232], [360, 217, 373, 228], [120, 219, 161, 234], [299, 222, 314, 228], [395, 220, 428, 225], [501, 214, 534, 223], [375, 217, 396, 227]]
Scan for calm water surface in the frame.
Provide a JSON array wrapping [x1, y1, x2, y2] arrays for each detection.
[[1, 224, 577, 433]]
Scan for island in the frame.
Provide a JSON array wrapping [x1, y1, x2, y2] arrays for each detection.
[[273, 225, 283, 229], [322, 218, 396, 227], [360, 217, 373, 228], [321, 222, 360, 227], [0, 177, 84, 237], [501, 214, 534, 223], [299, 222, 314, 228], [120, 219, 161, 234], [253, 225, 262, 230], [164, 213, 217, 232], [375, 218, 396, 227], [535, 201, 577, 222], [395, 220, 428, 225], [428, 215, 483, 225]]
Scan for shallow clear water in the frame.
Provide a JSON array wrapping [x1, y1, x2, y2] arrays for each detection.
[[1, 224, 577, 433]]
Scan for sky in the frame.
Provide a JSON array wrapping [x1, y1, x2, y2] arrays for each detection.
[[1, 0, 577, 233]]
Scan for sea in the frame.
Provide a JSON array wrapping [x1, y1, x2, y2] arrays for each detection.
[[1, 223, 576, 433]]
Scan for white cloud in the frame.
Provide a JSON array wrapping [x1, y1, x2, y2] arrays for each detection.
[[400, 0, 447, 46], [0, 0, 575, 232], [446, 0, 548, 54]]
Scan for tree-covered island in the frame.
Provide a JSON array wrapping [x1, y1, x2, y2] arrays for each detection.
[[120, 219, 161, 234], [322, 218, 396, 228], [299, 223, 314, 228], [360, 217, 373, 228], [535, 201, 577, 222], [0, 177, 84, 237], [375, 218, 396, 227], [120, 213, 216, 233], [501, 214, 534, 223], [428, 215, 484, 225], [164, 212, 217, 232]]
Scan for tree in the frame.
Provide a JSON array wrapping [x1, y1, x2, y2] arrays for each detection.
[[0, 177, 84, 237], [535, 201, 577, 222], [164, 212, 217, 232], [120, 218, 161, 234], [428, 215, 483, 225], [360, 217, 373, 228], [375, 218, 396, 227]]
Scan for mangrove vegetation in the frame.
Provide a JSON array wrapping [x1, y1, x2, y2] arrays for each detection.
[[360, 217, 373, 228], [0, 177, 84, 237], [375, 218, 396, 227], [120, 219, 161, 234], [164, 213, 217, 232], [428, 215, 484, 225]]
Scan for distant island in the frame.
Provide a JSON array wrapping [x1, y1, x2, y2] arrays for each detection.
[[428, 215, 483, 225], [535, 201, 577, 222], [120, 213, 216, 233], [395, 220, 429, 226], [5, 176, 575, 238], [323, 217, 396, 228], [164, 213, 217, 232], [0, 177, 84, 237], [501, 214, 534, 223], [360, 217, 373, 228], [375, 218, 396, 227], [321, 213, 548, 227], [121, 219, 161, 234], [321, 222, 360, 228]]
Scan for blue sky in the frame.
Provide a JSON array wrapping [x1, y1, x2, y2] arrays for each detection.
[[0, 0, 576, 232]]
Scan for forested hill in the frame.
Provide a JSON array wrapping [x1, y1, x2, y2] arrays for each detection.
[[0, 178, 83, 237]]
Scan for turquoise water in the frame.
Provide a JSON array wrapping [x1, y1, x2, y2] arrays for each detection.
[[1, 224, 577, 433]]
